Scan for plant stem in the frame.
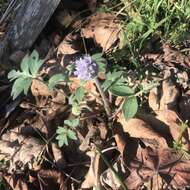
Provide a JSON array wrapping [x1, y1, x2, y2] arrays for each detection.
[[94, 78, 112, 117], [96, 147, 128, 190]]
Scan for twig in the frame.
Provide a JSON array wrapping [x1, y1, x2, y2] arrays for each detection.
[[94, 78, 112, 117]]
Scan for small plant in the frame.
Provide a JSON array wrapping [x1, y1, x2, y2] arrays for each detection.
[[8, 51, 155, 147], [8, 50, 43, 100], [56, 118, 79, 146]]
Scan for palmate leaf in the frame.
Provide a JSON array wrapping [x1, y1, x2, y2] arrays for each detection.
[[29, 50, 43, 76], [122, 96, 138, 120], [67, 129, 77, 140], [8, 50, 43, 99], [20, 55, 30, 74], [64, 118, 80, 129], [56, 127, 77, 147], [8, 70, 22, 81], [11, 77, 32, 100]]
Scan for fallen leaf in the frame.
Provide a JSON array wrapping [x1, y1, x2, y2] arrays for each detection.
[[102, 135, 190, 190], [159, 77, 179, 111], [82, 151, 101, 189], [163, 43, 190, 68], [0, 130, 44, 174], [117, 114, 168, 148], [31, 79, 53, 97], [81, 12, 120, 52], [57, 34, 80, 55], [125, 144, 190, 189]]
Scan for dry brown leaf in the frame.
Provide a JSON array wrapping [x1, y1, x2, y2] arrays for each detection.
[[81, 151, 101, 189], [117, 115, 168, 148], [57, 34, 80, 55], [148, 87, 160, 111], [38, 169, 65, 190], [47, 90, 67, 119], [69, 77, 96, 93], [0, 131, 44, 174], [149, 76, 179, 114], [81, 12, 120, 52], [103, 136, 190, 190], [31, 79, 53, 97], [147, 72, 190, 149], [125, 145, 190, 189], [163, 43, 190, 68], [159, 77, 179, 111], [137, 113, 174, 147]]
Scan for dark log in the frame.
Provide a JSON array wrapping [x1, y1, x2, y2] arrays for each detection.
[[0, 0, 61, 65]]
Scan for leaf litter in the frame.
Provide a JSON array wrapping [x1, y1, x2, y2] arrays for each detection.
[[1, 0, 190, 190]]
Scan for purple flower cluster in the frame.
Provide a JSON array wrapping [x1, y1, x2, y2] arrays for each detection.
[[74, 55, 98, 81]]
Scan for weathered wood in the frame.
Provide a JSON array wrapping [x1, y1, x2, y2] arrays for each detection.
[[9, 0, 61, 50], [0, 0, 61, 65]]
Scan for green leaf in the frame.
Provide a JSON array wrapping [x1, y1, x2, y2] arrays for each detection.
[[11, 77, 32, 100], [122, 97, 138, 120], [72, 103, 81, 116], [91, 53, 103, 60], [67, 129, 77, 140], [8, 50, 43, 99], [75, 86, 85, 103], [20, 55, 30, 74], [48, 74, 66, 91], [23, 78, 33, 95], [102, 70, 124, 91], [58, 138, 64, 147], [63, 134, 69, 146], [8, 70, 22, 81], [69, 94, 76, 105], [29, 50, 43, 76], [56, 127, 77, 147], [110, 84, 134, 96], [66, 64, 75, 75], [56, 127, 67, 134], [64, 118, 80, 128]]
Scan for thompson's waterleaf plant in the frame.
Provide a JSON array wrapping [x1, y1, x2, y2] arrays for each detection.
[[7, 51, 152, 147], [8, 50, 43, 100]]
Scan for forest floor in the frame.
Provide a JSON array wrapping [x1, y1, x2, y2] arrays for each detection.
[[0, 0, 190, 190]]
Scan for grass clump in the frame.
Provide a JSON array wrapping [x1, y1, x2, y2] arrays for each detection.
[[119, 0, 190, 47], [101, 0, 190, 66]]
